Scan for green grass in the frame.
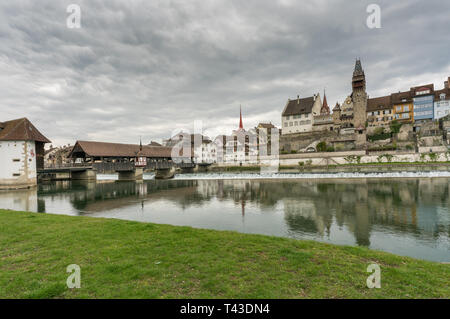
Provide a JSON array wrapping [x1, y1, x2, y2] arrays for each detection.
[[0, 209, 448, 299]]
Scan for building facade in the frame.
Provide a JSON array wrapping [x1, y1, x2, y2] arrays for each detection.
[[434, 78, 450, 120], [351, 59, 368, 131], [392, 91, 414, 123], [0, 118, 51, 189], [366, 95, 393, 132], [412, 85, 435, 122], [312, 92, 334, 132], [281, 94, 322, 135], [193, 139, 217, 164]]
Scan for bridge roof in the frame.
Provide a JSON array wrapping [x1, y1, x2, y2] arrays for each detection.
[[0, 118, 51, 143], [69, 141, 173, 158]]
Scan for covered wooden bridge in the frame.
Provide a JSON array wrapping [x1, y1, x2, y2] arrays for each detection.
[[64, 140, 194, 180]]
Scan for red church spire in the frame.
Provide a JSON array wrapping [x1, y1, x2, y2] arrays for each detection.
[[239, 105, 244, 130], [321, 90, 330, 114]]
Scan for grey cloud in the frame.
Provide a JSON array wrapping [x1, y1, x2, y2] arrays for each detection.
[[0, 0, 449, 145]]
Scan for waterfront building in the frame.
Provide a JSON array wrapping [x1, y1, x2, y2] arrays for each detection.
[[392, 91, 414, 124], [412, 84, 435, 122], [193, 138, 217, 164], [214, 107, 258, 165], [313, 91, 334, 132], [0, 118, 51, 189], [434, 77, 450, 120], [366, 95, 393, 132], [281, 94, 322, 135], [255, 122, 279, 156]]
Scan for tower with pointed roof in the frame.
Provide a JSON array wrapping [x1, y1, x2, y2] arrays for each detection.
[[352, 59, 368, 131], [239, 105, 244, 130], [320, 90, 330, 114]]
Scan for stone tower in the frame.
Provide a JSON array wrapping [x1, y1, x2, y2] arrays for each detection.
[[352, 59, 367, 130]]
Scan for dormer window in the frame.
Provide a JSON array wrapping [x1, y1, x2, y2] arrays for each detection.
[[440, 93, 446, 100], [416, 89, 430, 96]]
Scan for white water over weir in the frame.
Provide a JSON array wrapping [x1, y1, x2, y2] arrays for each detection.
[[95, 171, 450, 181]]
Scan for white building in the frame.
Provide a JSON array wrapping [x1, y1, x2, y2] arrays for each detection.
[[281, 94, 322, 135], [0, 118, 51, 189], [193, 138, 217, 164], [434, 88, 450, 120]]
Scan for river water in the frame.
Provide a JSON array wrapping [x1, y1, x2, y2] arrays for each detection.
[[1, 173, 449, 262]]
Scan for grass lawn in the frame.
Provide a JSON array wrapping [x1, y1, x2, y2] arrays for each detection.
[[0, 209, 448, 299]]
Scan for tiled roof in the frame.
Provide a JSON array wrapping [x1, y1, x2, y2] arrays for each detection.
[[367, 95, 392, 112], [391, 91, 413, 104], [0, 118, 51, 143], [282, 96, 315, 116], [332, 103, 341, 112], [69, 141, 173, 158]]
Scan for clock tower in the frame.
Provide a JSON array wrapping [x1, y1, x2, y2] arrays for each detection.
[[352, 59, 367, 130]]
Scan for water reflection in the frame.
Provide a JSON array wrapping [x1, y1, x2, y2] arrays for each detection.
[[0, 178, 449, 261]]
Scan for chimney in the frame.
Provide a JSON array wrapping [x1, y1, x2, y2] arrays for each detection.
[[297, 95, 300, 104], [446, 77, 450, 88]]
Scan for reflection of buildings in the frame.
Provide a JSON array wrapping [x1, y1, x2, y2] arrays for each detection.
[[0, 187, 38, 212], [1, 177, 448, 249]]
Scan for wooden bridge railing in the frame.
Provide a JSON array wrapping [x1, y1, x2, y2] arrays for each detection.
[[45, 160, 198, 173]]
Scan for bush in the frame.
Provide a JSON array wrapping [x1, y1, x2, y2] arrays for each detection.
[[290, 150, 297, 154], [428, 152, 438, 162], [390, 120, 402, 134], [367, 132, 391, 142], [344, 155, 361, 164], [374, 127, 385, 135], [377, 154, 394, 163], [316, 141, 327, 152], [326, 146, 335, 152]]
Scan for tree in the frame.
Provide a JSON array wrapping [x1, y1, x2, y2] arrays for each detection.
[[390, 120, 402, 134], [316, 141, 327, 152]]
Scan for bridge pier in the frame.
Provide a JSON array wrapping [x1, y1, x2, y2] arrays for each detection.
[[196, 165, 209, 173], [117, 168, 144, 181], [155, 167, 176, 179], [180, 167, 194, 174], [71, 169, 97, 181]]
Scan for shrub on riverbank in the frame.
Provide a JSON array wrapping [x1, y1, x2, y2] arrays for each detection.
[[0, 210, 448, 299]]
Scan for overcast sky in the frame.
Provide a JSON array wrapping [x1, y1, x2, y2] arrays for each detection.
[[1, 0, 449, 146]]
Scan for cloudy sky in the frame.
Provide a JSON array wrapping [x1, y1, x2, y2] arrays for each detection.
[[1, 0, 449, 146]]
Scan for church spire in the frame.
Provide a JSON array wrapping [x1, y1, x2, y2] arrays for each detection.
[[353, 58, 364, 77], [239, 105, 244, 130], [321, 90, 330, 114]]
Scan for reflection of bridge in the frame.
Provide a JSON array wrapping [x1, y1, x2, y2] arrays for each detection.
[[39, 161, 211, 181]]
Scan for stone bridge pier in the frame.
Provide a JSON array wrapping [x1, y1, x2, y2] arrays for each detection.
[[70, 169, 97, 181], [117, 167, 144, 181]]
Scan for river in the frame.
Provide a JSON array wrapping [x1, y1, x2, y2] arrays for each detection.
[[1, 173, 449, 262]]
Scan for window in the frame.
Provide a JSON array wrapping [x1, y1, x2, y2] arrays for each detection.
[[416, 89, 430, 96], [12, 159, 20, 162], [441, 93, 446, 100]]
